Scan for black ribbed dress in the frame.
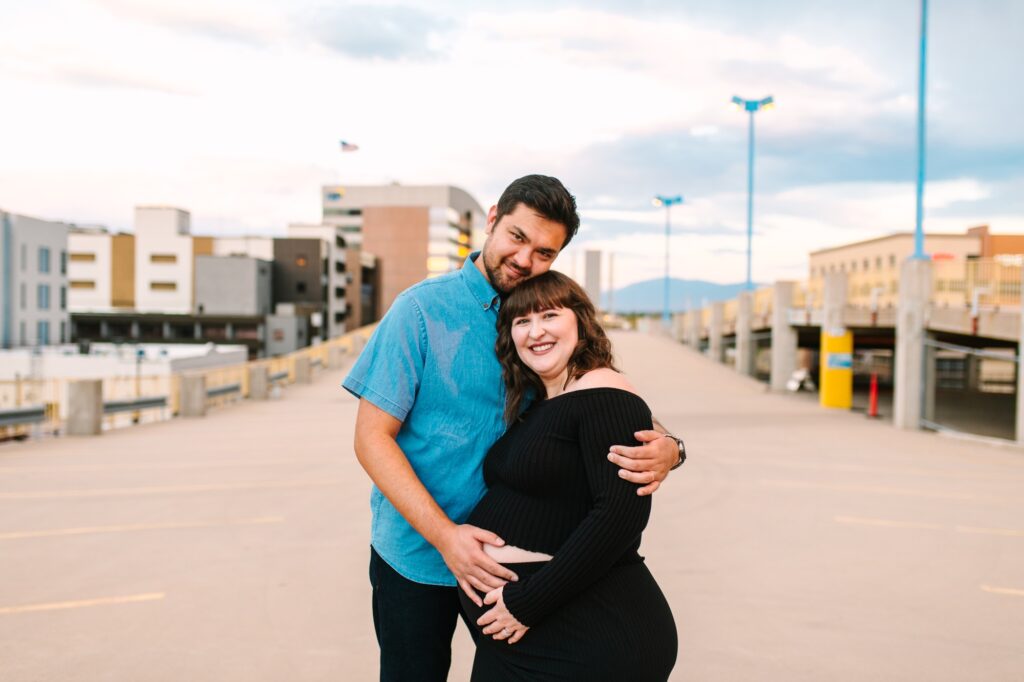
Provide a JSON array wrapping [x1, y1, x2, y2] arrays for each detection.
[[461, 387, 677, 681]]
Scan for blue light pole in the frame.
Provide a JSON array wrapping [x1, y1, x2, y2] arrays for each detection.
[[652, 194, 683, 327], [912, 0, 929, 260], [732, 95, 774, 291]]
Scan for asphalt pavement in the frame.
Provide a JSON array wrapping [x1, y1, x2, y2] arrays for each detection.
[[1, 330, 1022, 681]]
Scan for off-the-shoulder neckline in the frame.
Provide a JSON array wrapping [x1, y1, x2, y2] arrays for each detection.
[[539, 386, 645, 405]]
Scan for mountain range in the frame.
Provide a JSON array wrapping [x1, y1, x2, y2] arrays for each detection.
[[600, 278, 753, 314]]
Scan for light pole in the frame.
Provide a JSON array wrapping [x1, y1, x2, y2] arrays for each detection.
[[732, 95, 774, 291], [913, 0, 929, 260], [652, 194, 683, 327]]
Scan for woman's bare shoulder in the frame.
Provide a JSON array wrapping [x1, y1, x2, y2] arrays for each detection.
[[568, 368, 639, 395]]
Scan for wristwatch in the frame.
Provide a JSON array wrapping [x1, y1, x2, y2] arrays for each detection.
[[666, 434, 686, 470]]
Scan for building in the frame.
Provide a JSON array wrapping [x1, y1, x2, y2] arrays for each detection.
[[133, 206, 213, 314], [67, 226, 135, 311], [584, 250, 602, 309], [0, 210, 71, 348], [195, 255, 272, 316], [286, 224, 351, 339], [807, 225, 1024, 308], [321, 183, 486, 311]]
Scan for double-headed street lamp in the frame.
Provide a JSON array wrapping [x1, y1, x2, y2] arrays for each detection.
[[652, 194, 684, 327], [731, 94, 774, 291]]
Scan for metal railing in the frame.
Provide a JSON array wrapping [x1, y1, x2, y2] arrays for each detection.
[[1, 324, 377, 442]]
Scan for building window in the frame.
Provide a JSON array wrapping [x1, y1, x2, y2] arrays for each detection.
[[150, 254, 177, 263], [60, 320, 66, 343], [60, 286, 67, 310], [37, 320, 50, 345], [334, 312, 345, 323], [150, 281, 177, 291], [850, 261, 856, 272], [20, 243, 26, 271], [37, 284, 50, 310], [70, 280, 96, 289], [296, 256, 308, 267], [334, 287, 345, 298], [19, 283, 25, 309], [863, 258, 869, 271], [39, 247, 51, 273], [61, 251, 67, 274], [70, 253, 96, 262], [296, 282, 307, 294], [875, 256, 882, 269], [889, 254, 896, 267], [19, 321, 25, 345]]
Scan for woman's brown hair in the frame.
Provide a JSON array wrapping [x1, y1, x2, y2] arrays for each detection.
[[496, 270, 618, 424]]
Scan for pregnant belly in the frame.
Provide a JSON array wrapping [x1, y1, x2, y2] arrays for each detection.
[[484, 543, 553, 563]]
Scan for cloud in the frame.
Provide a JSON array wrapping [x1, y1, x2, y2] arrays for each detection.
[[299, 4, 455, 60], [90, 0, 280, 47]]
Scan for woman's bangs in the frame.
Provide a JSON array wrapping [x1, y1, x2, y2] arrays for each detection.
[[505, 275, 574, 319]]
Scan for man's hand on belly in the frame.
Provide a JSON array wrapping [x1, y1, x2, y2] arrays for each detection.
[[437, 523, 519, 606]]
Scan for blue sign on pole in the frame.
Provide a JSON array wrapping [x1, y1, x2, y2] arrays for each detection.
[[827, 353, 853, 370]]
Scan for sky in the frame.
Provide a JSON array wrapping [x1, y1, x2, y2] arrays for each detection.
[[1, 0, 1022, 288]]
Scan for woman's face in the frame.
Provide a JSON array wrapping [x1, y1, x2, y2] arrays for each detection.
[[510, 306, 579, 381]]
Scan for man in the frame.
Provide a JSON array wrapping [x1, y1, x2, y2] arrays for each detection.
[[344, 175, 685, 681]]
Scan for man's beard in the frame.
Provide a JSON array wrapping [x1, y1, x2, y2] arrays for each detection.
[[482, 248, 530, 294]]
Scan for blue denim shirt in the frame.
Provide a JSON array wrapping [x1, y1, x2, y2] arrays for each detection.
[[343, 253, 507, 586]]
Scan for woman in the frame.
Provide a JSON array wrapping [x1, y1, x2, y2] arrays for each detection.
[[460, 271, 677, 681]]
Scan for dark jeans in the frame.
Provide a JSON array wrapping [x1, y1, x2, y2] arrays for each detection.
[[369, 547, 478, 682]]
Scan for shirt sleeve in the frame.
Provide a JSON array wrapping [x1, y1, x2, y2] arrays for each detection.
[[501, 390, 653, 626], [341, 292, 427, 422]]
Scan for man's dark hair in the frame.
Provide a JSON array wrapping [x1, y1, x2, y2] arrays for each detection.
[[494, 174, 580, 249]]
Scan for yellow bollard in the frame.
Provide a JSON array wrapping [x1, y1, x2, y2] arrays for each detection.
[[820, 329, 853, 409]]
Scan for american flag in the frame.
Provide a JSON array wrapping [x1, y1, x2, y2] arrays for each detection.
[[340, 140, 359, 152]]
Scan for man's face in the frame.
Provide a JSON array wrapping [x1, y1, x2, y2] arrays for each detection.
[[479, 203, 567, 294]]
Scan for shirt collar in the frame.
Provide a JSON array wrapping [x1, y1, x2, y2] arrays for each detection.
[[461, 251, 501, 311]]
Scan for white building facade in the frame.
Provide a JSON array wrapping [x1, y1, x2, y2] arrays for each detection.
[[1, 211, 71, 348], [134, 207, 196, 314], [67, 227, 113, 311]]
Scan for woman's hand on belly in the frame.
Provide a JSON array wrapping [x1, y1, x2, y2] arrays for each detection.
[[478, 585, 530, 645], [483, 543, 554, 564]]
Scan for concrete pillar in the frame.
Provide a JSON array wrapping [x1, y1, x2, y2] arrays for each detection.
[[226, 323, 235, 340], [130, 321, 140, 339], [822, 272, 848, 338], [193, 322, 202, 339], [770, 281, 799, 392], [735, 292, 753, 376], [162, 322, 171, 339], [100, 321, 110, 338], [671, 313, 686, 343], [179, 374, 207, 418], [328, 345, 347, 369], [248, 366, 269, 400], [894, 259, 933, 430], [66, 379, 102, 436], [709, 302, 724, 363], [1017, 310, 1024, 443], [687, 309, 702, 350], [294, 356, 312, 384], [964, 355, 981, 393]]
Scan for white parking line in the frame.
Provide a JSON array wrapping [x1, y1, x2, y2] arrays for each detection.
[[0, 593, 165, 615], [0, 458, 332, 474], [834, 516, 1024, 538], [833, 516, 943, 530], [0, 479, 343, 500], [980, 585, 1024, 598], [0, 516, 284, 541], [762, 479, 979, 501]]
